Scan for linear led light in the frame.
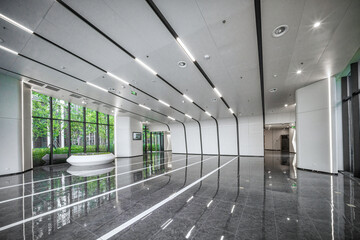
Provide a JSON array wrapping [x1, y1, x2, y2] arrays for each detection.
[[213, 88, 222, 97], [135, 58, 157, 75], [205, 111, 211, 117], [86, 82, 108, 92], [207, 199, 213, 208], [139, 104, 151, 110], [185, 114, 192, 119], [0, 13, 33, 34], [187, 196, 194, 202], [231, 205, 235, 214], [185, 226, 195, 239], [183, 94, 193, 103], [176, 37, 195, 62], [328, 76, 333, 173], [167, 116, 175, 121], [106, 72, 130, 85], [159, 99, 170, 107], [0, 45, 18, 55], [161, 218, 173, 230], [229, 108, 234, 114]]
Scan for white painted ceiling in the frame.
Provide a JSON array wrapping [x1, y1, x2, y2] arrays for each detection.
[[0, 0, 359, 125]]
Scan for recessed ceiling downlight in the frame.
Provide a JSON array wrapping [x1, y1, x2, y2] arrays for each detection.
[[269, 88, 278, 93], [272, 25, 289, 38], [178, 61, 187, 68]]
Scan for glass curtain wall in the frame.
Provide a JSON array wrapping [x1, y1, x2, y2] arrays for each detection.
[[32, 91, 115, 167]]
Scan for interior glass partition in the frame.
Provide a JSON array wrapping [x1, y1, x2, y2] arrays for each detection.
[[32, 91, 114, 167]]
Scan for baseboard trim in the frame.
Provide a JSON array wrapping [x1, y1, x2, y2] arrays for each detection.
[[297, 167, 338, 175], [0, 168, 33, 177]]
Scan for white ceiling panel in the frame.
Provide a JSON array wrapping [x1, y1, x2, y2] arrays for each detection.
[[36, 2, 132, 71], [20, 35, 104, 81], [0, 0, 53, 31]]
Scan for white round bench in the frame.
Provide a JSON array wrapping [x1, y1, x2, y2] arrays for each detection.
[[66, 153, 115, 166]]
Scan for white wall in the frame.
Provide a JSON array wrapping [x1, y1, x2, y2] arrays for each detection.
[[266, 111, 295, 125], [115, 116, 143, 157], [296, 78, 337, 173], [0, 74, 32, 175], [153, 115, 264, 156]]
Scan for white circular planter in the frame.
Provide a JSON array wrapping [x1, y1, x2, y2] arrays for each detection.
[[67, 153, 115, 166]]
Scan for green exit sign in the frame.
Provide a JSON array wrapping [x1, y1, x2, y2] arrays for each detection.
[[131, 91, 137, 96]]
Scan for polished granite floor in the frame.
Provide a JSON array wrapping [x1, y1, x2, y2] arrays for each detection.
[[0, 151, 360, 239]]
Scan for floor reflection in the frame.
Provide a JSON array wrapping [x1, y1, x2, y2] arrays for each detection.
[[0, 151, 360, 239]]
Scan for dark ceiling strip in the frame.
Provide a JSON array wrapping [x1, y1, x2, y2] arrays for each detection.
[[146, 0, 233, 155], [31, 31, 191, 122], [56, 0, 135, 59], [57, 0, 212, 123], [254, 0, 265, 127], [18, 54, 86, 83], [0, 67, 169, 128], [33, 32, 107, 73]]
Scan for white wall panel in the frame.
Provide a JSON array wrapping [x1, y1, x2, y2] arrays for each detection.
[[115, 116, 143, 157], [296, 78, 337, 173]]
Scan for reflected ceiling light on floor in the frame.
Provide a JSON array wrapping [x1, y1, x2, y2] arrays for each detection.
[[313, 21, 321, 28], [86, 82, 108, 92], [284, 104, 288, 107], [0, 13, 34, 34], [205, 111, 211, 117], [185, 226, 195, 239], [106, 72, 129, 85], [229, 108, 234, 114], [272, 25, 289, 38], [296, 70, 302, 74], [167, 116, 175, 121], [139, 104, 151, 110], [220, 236, 224, 240], [213, 88, 222, 97], [0, 45, 18, 55], [185, 114, 192, 119], [158, 100, 170, 107], [135, 58, 157, 75], [231, 205, 235, 214], [183, 94, 193, 103], [187, 196, 194, 202], [207, 199, 213, 207], [176, 37, 196, 62]]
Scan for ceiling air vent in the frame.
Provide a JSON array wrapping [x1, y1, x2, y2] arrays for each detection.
[[45, 86, 60, 91], [28, 80, 45, 87], [69, 94, 81, 99]]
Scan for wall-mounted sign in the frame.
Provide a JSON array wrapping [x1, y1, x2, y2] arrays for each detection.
[[133, 132, 142, 140]]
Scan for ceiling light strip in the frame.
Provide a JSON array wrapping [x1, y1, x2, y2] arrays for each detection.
[[0, 45, 18, 55], [106, 72, 130, 85], [0, 67, 171, 131], [0, 13, 33, 34], [86, 82, 108, 92], [176, 37, 195, 62], [159, 100, 170, 107], [183, 94, 193, 103], [167, 116, 175, 121], [53, 3, 213, 119], [135, 58, 157, 75], [185, 114, 192, 119], [213, 88, 222, 98], [146, 0, 236, 117]]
